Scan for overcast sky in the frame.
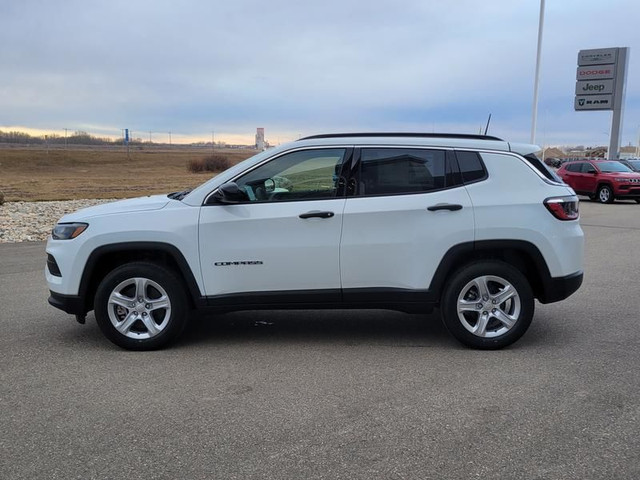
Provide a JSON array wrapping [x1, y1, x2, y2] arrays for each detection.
[[1, 0, 639, 146]]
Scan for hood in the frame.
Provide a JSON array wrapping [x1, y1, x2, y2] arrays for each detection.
[[601, 171, 640, 177], [60, 195, 171, 222]]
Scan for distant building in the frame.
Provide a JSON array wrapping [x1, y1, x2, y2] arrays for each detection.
[[255, 128, 265, 150]]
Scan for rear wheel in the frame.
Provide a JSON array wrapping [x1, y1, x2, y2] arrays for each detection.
[[94, 262, 189, 350], [597, 185, 614, 204], [441, 261, 534, 349]]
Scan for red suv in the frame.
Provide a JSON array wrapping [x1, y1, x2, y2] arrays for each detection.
[[557, 160, 640, 204]]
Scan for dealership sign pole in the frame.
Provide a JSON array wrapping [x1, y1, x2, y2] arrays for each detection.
[[575, 47, 629, 159]]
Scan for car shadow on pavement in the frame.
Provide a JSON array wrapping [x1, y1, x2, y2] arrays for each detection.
[[179, 309, 455, 349], [53, 309, 554, 351]]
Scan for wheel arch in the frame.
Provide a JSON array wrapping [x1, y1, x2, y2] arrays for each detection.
[[596, 181, 614, 194], [78, 242, 204, 314], [429, 240, 554, 303]]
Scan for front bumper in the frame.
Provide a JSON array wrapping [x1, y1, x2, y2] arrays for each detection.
[[48, 291, 87, 315], [614, 185, 640, 198], [539, 271, 584, 304]]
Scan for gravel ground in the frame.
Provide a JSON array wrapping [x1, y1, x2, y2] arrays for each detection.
[[0, 199, 116, 243]]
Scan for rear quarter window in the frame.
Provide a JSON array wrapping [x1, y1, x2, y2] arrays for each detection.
[[455, 151, 486, 183], [523, 153, 563, 183]]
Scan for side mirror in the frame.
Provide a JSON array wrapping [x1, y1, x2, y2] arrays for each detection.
[[209, 182, 247, 204]]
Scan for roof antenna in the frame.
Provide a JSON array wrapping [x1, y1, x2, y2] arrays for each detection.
[[484, 113, 492, 135]]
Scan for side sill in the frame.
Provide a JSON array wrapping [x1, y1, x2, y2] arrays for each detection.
[[201, 301, 435, 315], [204, 288, 436, 314]]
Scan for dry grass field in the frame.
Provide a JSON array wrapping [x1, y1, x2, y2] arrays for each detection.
[[0, 145, 257, 201]]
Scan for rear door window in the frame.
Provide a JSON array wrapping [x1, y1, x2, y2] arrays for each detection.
[[358, 148, 447, 195]]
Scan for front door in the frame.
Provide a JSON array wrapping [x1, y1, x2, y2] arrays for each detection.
[[580, 162, 598, 192], [199, 147, 350, 302]]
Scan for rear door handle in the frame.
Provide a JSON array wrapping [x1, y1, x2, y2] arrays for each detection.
[[299, 211, 335, 219], [427, 203, 463, 212]]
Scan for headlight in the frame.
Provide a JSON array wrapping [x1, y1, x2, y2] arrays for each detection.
[[51, 222, 88, 240], [615, 178, 630, 182]]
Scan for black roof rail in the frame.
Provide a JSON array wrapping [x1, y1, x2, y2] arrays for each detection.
[[298, 132, 504, 141]]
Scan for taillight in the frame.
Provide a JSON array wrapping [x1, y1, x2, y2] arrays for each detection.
[[544, 196, 579, 221]]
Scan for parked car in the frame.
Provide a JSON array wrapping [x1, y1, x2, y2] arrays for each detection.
[[544, 157, 562, 168], [619, 159, 640, 172], [46, 133, 584, 351], [557, 160, 640, 204]]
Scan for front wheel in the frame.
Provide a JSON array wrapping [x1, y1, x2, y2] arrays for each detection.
[[441, 261, 534, 349], [597, 185, 614, 204], [94, 262, 189, 350]]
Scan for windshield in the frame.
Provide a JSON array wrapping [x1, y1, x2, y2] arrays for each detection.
[[598, 161, 633, 173]]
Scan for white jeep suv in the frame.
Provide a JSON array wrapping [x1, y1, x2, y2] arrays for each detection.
[[46, 133, 584, 350]]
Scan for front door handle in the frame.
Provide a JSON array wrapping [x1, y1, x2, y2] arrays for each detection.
[[427, 203, 463, 212], [299, 211, 335, 219]]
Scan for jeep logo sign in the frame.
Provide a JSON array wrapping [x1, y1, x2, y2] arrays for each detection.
[[575, 79, 614, 96]]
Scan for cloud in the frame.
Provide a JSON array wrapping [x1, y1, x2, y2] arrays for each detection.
[[0, 0, 638, 145]]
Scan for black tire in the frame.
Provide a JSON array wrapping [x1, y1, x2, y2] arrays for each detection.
[[596, 184, 614, 204], [441, 261, 534, 349], [635, 199, 640, 204], [94, 262, 189, 350]]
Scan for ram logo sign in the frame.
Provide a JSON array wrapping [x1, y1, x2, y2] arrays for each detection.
[[574, 95, 612, 111]]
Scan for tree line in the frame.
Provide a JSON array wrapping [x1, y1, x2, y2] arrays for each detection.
[[0, 130, 140, 146]]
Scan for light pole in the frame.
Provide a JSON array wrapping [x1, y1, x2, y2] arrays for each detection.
[[530, 0, 545, 144]]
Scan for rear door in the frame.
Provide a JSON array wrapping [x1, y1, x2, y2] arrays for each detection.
[[340, 147, 475, 300]]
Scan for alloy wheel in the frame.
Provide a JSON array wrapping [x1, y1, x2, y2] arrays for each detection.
[[598, 187, 611, 203], [456, 275, 521, 338], [107, 277, 172, 339]]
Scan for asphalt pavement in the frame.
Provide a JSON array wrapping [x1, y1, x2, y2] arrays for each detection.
[[1, 200, 639, 479]]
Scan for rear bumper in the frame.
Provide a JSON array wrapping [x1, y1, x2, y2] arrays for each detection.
[[539, 271, 583, 304], [48, 291, 87, 315]]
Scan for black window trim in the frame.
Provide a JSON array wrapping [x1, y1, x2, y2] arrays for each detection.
[[203, 146, 354, 205], [349, 145, 464, 198]]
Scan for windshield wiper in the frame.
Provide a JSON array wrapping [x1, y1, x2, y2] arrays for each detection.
[[168, 189, 192, 200]]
